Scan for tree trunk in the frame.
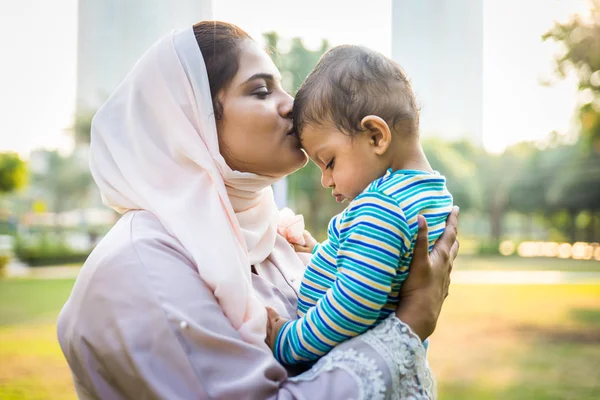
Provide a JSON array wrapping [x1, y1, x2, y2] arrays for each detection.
[[586, 211, 595, 243], [490, 203, 503, 243], [594, 213, 600, 243], [307, 181, 323, 236], [308, 194, 319, 235], [568, 209, 577, 244], [521, 213, 533, 240]]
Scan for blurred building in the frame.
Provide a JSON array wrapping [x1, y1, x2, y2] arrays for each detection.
[[76, 0, 213, 114], [392, 0, 483, 144], [28, 150, 50, 175]]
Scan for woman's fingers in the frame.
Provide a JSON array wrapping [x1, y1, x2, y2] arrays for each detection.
[[412, 215, 430, 264], [431, 206, 460, 265], [450, 239, 460, 269], [440, 207, 459, 245]]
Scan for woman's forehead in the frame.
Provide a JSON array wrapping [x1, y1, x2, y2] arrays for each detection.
[[234, 40, 281, 84]]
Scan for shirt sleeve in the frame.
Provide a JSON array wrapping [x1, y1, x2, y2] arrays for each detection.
[[296, 214, 341, 317], [274, 192, 411, 365]]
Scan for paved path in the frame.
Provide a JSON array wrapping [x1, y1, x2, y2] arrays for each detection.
[[5, 261, 81, 279], [5, 261, 600, 284], [452, 270, 600, 284]]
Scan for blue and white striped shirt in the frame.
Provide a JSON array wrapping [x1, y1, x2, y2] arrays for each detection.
[[274, 169, 453, 365]]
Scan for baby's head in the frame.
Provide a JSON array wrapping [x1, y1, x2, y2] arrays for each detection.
[[294, 45, 419, 203]]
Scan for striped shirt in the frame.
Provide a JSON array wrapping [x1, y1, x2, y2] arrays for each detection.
[[274, 169, 453, 365]]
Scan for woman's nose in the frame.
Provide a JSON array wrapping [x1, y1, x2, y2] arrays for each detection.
[[280, 92, 294, 119]]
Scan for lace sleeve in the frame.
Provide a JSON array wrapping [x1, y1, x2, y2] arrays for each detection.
[[289, 315, 436, 400]]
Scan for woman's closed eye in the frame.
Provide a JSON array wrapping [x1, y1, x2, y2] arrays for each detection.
[[326, 158, 335, 169], [252, 86, 272, 99]]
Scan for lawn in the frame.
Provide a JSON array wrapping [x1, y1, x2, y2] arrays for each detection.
[[0, 279, 75, 327], [0, 263, 599, 399], [429, 284, 600, 399], [0, 279, 76, 400]]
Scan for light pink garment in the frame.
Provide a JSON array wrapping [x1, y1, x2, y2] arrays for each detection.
[[277, 208, 307, 246], [57, 211, 434, 399], [89, 27, 287, 348]]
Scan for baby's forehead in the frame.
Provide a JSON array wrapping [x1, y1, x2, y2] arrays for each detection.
[[299, 124, 329, 145], [300, 124, 344, 155]]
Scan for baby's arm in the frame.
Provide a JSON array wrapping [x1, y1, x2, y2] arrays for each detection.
[[292, 230, 319, 253], [272, 192, 410, 365]]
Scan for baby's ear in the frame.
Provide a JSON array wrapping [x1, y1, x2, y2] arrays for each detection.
[[360, 115, 392, 155]]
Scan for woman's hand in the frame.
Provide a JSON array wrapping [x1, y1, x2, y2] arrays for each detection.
[[395, 207, 460, 341]]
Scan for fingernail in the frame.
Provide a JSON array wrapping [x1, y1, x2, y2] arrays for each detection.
[[454, 205, 460, 214], [418, 215, 424, 228]]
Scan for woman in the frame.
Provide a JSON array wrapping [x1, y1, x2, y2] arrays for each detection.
[[57, 21, 459, 399]]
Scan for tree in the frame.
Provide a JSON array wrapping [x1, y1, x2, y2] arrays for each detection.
[[544, 0, 600, 152], [470, 143, 537, 243], [264, 32, 330, 95], [546, 142, 600, 241], [505, 138, 600, 242], [542, 1, 600, 242], [31, 151, 93, 226], [72, 110, 94, 144], [423, 138, 479, 212], [427, 138, 532, 243], [0, 152, 27, 194]]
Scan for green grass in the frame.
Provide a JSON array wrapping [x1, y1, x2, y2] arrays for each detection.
[[0, 265, 599, 399], [0, 279, 75, 326], [0, 278, 76, 400], [455, 255, 600, 272], [430, 284, 600, 400], [570, 308, 600, 327]]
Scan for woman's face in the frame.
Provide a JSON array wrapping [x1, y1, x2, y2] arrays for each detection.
[[216, 39, 308, 178]]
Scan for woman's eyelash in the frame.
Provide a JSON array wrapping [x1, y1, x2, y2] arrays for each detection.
[[326, 159, 335, 169], [253, 88, 271, 98]]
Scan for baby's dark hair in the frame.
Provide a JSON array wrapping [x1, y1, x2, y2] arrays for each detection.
[[293, 45, 419, 137]]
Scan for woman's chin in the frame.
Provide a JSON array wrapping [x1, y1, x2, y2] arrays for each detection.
[[294, 149, 309, 169], [277, 148, 308, 177], [285, 149, 308, 175]]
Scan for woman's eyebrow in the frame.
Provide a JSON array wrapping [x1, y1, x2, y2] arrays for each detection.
[[243, 73, 280, 85]]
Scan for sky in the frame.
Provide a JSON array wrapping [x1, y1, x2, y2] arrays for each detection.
[[0, 0, 591, 156], [482, 0, 588, 152]]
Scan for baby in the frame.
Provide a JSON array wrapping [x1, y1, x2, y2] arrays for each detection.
[[267, 45, 453, 365]]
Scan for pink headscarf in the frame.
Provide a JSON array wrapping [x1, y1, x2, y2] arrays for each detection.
[[89, 27, 286, 348]]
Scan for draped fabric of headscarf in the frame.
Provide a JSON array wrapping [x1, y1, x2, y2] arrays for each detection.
[[89, 27, 284, 348]]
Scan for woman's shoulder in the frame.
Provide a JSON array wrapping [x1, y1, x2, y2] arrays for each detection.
[[56, 211, 219, 396], [58, 209, 204, 345], [91, 210, 193, 270], [61, 210, 198, 321], [126, 209, 186, 249]]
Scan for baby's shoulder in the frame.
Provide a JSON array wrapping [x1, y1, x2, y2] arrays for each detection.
[[343, 190, 406, 225]]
